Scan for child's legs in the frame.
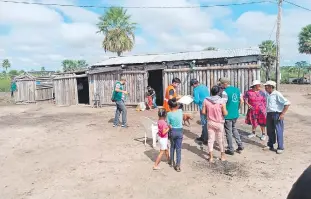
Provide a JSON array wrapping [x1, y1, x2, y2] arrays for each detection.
[[215, 124, 225, 153], [208, 126, 216, 153], [154, 150, 165, 166], [170, 137, 175, 164], [174, 131, 183, 166], [165, 150, 169, 160]]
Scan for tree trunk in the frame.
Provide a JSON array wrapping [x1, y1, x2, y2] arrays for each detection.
[[117, 52, 121, 56]]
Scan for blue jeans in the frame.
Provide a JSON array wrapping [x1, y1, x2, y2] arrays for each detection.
[[170, 128, 183, 166], [267, 112, 284, 150], [114, 100, 127, 126], [152, 96, 157, 108], [200, 110, 208, 141]]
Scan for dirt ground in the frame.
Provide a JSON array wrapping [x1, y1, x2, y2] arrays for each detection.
[[0, 84, 310, 199]]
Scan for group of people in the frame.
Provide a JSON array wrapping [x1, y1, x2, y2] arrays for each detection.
[[153, 76, 291, 171], [110, 76, 291, 171]]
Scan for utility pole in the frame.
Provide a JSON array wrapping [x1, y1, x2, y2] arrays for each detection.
[[275, 0, 282, 90]]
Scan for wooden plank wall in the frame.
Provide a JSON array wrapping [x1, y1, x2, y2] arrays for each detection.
[[35, 88, 53, 101], [89, 71, 147, 106], [163, 64, 261, 114], [35, 76, 54, 102], [53, 77, 78, 106], [14, 80, 36, 103]]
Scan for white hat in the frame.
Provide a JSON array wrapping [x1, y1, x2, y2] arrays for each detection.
[[250, 80, 261, 87], [264, 80, 276, 87]]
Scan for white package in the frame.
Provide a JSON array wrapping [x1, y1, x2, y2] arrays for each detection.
[[177, 95, 194, 105]]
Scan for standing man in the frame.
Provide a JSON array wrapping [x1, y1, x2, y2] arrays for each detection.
[[220, 77, 244, 155], [264, 80, 290, 154], [11, 79, 17, 98], [112, 76, 128, 128], [163, 77, 181, 112], [190, 79, 210, 145]]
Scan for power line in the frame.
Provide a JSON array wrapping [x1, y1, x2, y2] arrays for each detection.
[[0, 0, 273, 9], [283, 0, 311, 11], [268, 18, 278, 40]]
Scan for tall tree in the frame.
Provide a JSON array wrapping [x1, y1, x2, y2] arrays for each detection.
[[298, 25, 311, 84], [2, 59, 11, 72], [204, 47, 218, 51], [97, 7, 136, 56], [41, 66, 46, 71], [298, 24, 311, 55], [62, 59, 88, 72], [259, 40, 276, 81]]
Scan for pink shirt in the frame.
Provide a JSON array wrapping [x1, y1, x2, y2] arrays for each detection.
[[204, 99, 225, 123], [158, 120, 168, 138]]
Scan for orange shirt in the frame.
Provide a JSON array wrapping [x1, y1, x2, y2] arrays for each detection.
[[163, 84, 177, 112]]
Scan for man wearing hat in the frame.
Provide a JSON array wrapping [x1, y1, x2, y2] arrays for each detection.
[[264, 80, 290, 154], [190, 79, 210, 144], [112, 76, 128, 128], [220, 77, 244, 155]]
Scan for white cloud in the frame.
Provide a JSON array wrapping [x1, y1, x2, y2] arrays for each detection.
[[0, 0, 311, 71], [234, 9, 311, 64]]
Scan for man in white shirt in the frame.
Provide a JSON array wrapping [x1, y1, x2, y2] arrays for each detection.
[[264, 81, 290, 154]]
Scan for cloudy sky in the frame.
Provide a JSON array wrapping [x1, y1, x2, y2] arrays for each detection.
[[0, 0, 311, 71]]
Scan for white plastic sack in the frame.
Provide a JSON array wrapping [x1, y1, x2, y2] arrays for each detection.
[[177, 95, 193, 105]]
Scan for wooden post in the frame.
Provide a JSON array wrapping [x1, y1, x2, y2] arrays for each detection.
[[275, 0, 283, 90]]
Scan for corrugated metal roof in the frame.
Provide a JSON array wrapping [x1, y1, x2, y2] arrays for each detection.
[[92, 47, 261, 67]]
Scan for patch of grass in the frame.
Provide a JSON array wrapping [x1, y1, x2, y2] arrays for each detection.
[[0, 78, 10, 92]]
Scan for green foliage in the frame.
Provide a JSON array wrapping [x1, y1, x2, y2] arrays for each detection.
[[298, 24, 311, 55], [97, 7, 136, 56], [259, 40, 276, 81], [0, 78, 10, 92], [62, 59, 88, 72], [2, 59, 11, 72], [41, 66, 45, 71], [204, 47, 218, 51], [0, 69, 24, 92]]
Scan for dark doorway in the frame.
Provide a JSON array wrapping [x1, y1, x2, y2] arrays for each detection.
[[148, 70, 163, 106], [77, 77, 89, 104]]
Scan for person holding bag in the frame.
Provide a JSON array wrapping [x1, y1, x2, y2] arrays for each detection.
[[112, 76, 128, 128]]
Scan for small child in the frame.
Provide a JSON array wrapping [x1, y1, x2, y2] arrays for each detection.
[[153, 109, 170, 170]]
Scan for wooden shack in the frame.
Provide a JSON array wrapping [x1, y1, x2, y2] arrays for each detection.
[[89, 47, 262, 114], [14, 73, 54, 103], [53, 70, 89, 106]]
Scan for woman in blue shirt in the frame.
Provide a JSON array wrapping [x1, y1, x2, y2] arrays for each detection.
[[167, 98, 183, 172]]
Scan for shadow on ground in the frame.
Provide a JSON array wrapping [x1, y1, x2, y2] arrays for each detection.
[[238, 129, 266, 148]]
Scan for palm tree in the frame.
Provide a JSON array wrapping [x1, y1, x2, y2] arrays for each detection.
[[298, 24, 311, 55], [259, 40, 276, 81], [298, 25, 311, 84], [2, 59, 11, 72], [97, 7, 136, 56]]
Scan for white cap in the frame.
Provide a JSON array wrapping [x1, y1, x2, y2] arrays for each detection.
[[250, 80, 261, 87], [264, 80, 276, 87]]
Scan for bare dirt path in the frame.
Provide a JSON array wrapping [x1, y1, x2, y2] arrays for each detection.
[[0, 85, 310, 199]]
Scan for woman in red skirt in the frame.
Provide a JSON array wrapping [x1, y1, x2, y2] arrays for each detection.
[[244, 80, 267, 140]]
